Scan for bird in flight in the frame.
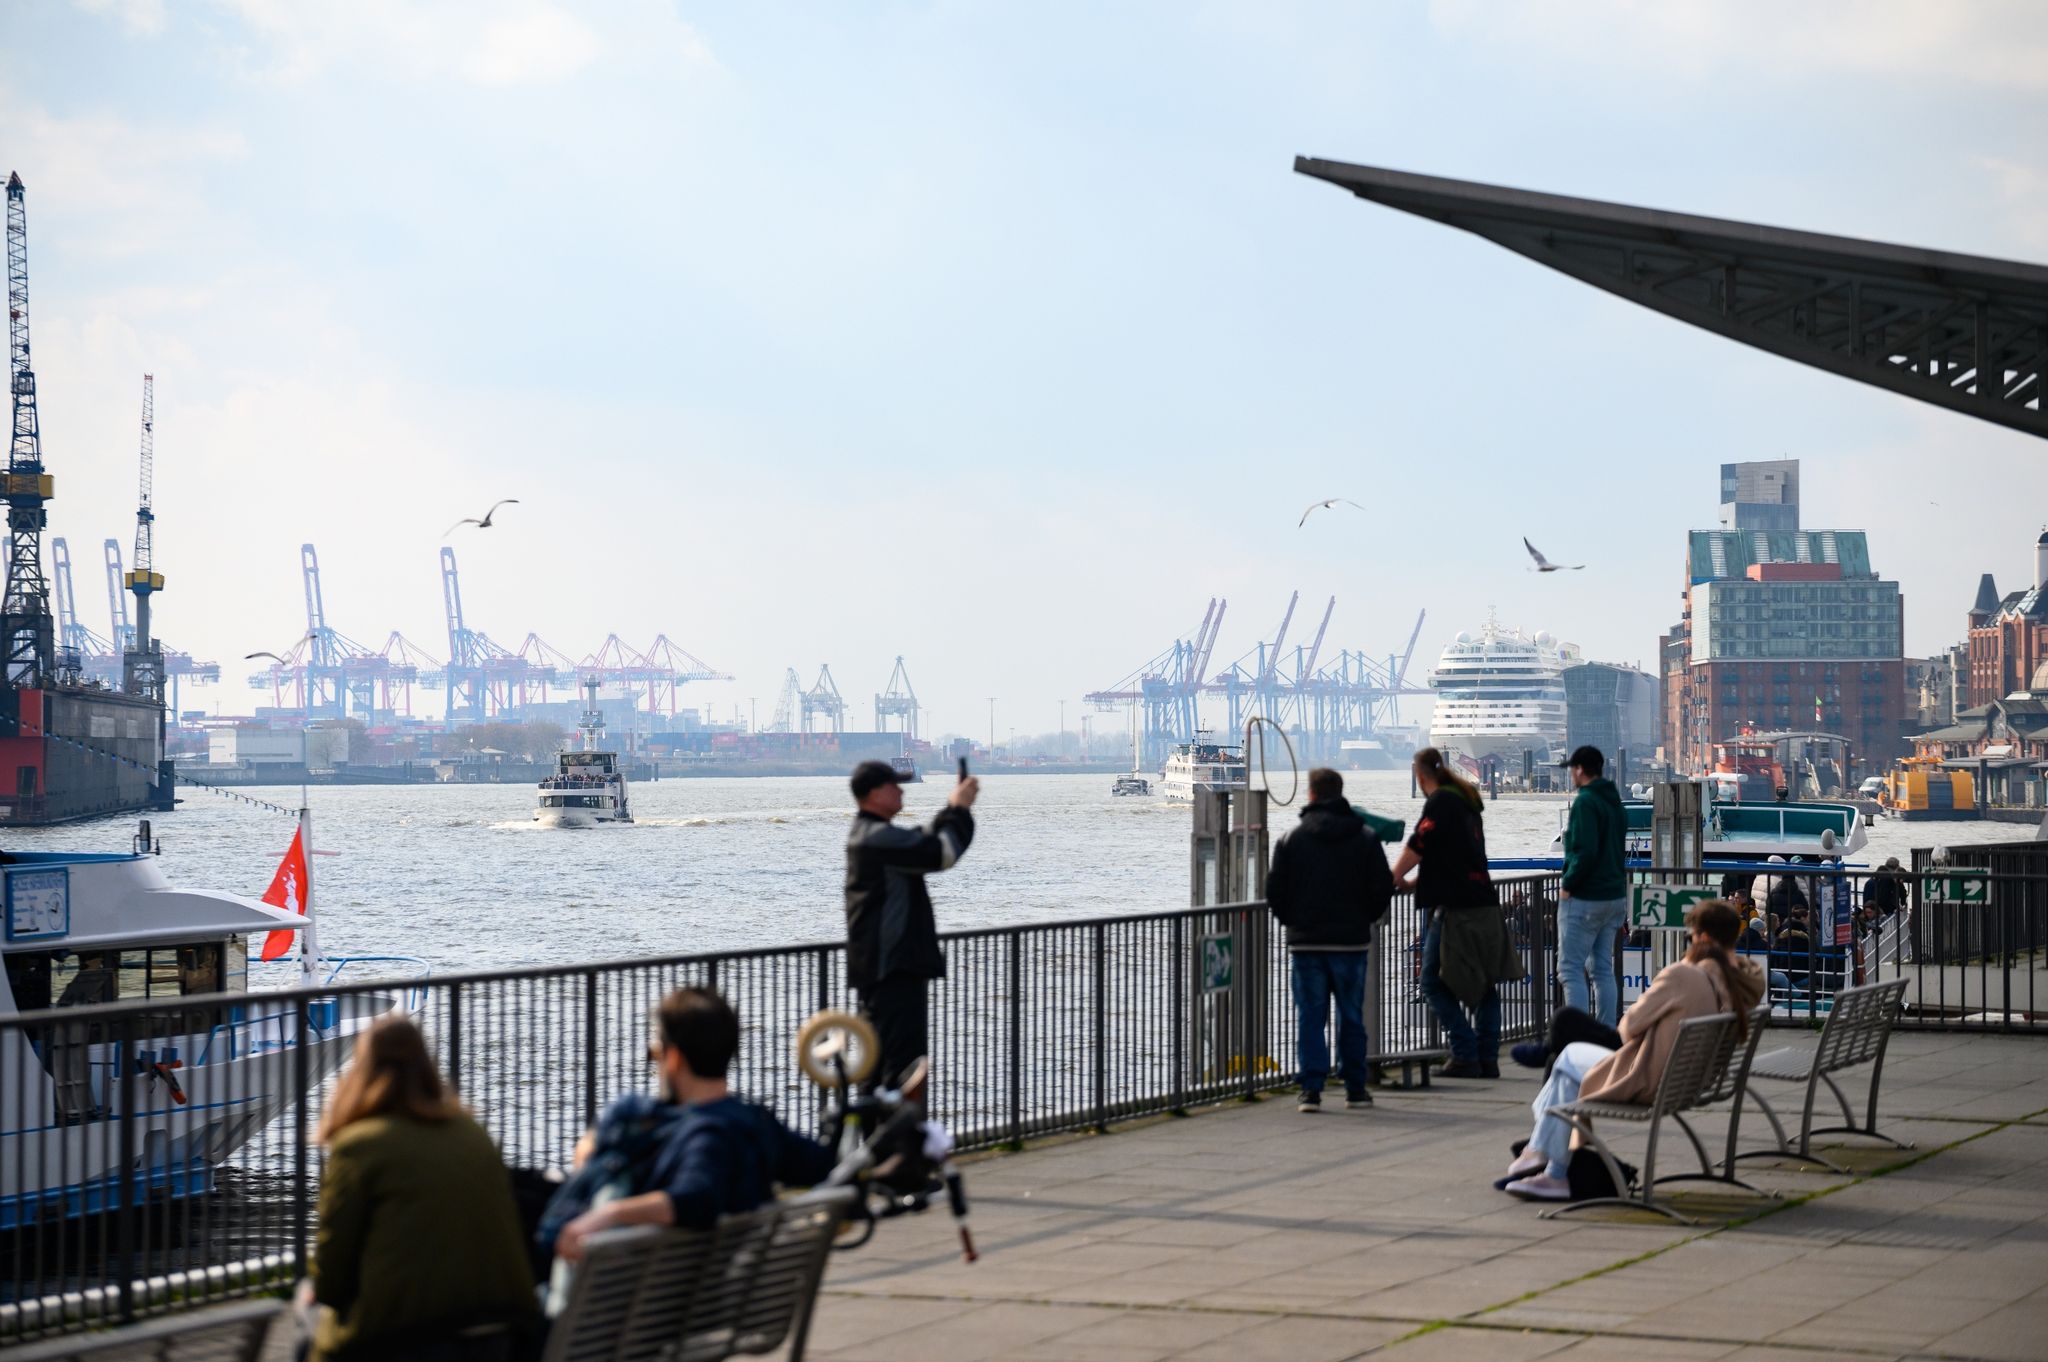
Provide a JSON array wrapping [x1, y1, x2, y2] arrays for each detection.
[[1523, 537, 1584, 573], [1299, 497, 1364, 527], [444, 499, 519, 537], [246, 632, 318, 663]]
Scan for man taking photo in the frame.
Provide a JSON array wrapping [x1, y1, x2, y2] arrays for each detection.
[[1265, 768, 1393, 1112], [1558, 745, 1628, 1027], [844, 760, 978, 1090]]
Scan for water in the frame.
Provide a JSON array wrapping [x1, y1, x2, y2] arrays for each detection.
[[3, 773, 2015, 975]]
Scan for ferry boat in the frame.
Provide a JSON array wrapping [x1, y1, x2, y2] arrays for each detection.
[[1160, 735, 1245, 804], [0, 834, 396, 1229], [534, 681, 633, 828], [1548, 795, 1868, 862], [1427, 612, 1580, 766], [891, 754, 920, 784]]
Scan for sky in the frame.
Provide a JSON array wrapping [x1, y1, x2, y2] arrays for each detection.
[[3, 0, 2045, 742]]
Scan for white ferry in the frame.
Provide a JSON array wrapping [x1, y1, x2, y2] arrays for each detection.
[[535, 681, 633, 827], [1547, 796, 1869, 862], [1160, 735, 1245, 804], [1428, 611, 1580, 766], [0, 836, 394, 1231]]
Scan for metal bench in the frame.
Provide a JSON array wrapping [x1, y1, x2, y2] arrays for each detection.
[[1539, 1011, 1740, 1225], [6, 1300, 282, 1362], [544, 1186, 856, 1362], [1652, 1003, 1778, 1198], [1735, 977, 1913, 1173]]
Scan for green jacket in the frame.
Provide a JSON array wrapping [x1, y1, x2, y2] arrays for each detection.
[[1562, 777, 1628, 900], [312, 1113, 538, 1362]]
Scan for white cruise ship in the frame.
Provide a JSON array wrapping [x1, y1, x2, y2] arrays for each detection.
[[1427, 612, 1580, 767]]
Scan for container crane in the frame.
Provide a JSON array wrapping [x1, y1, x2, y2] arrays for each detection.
[[121, 374, 165, 703], [102, 537, 215, 712], [104, 538, 132, 650], [1085, 598, 1228, 766], [765, 668, 802, 732], [49, 537, 115, 685], [2, 172, 55, 687], [801, 665, 845, 734], [639, 635, 731, 715], [440, 546, 529, 720], [875, 656, 919, 737]]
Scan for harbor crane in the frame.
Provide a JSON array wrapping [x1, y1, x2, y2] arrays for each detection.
[[766, 668, 802, 732], [801, 665, 845, 734], [101, 539, 216, 710], [247, 544, 421, 719], [50, 537, 112, 685], [875, 657, 918, 738], [516, 633, 581, 703], [2, 172, 55, 688], [440, 546, 530, 720], [122, 375, 165, 704], [104, 539, 131, 651], [1084, 598, 1228, 767]]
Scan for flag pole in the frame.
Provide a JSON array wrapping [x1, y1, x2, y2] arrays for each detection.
[[298, 803, 323, 985]]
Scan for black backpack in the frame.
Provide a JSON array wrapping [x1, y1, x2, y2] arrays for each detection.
[[1509, 1138, 1638, 1200]]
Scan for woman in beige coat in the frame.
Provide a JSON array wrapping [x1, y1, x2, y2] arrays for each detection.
[[1502, 900, 1762, 1200]]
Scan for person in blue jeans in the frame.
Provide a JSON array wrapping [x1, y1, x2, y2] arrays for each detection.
[[1558, 745, 1629, 1027], [1265, 768, 1393, 1112]]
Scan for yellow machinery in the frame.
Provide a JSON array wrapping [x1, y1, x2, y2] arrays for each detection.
[[1882, 756, 1976, 819]]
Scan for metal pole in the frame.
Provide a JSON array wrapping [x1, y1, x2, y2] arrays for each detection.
[[293, 991, 311, 1282], [115, 1014, 137, 1323], [1007, 930, 1022, 1148], [1092, 922, 1108, 1132], [582, 969, 600, 1130]]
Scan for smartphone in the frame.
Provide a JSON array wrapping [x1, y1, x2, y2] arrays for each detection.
[[957, 757, 970, 782]]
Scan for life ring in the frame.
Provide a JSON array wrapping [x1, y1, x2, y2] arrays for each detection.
[[795, 1009, 878, 1089]]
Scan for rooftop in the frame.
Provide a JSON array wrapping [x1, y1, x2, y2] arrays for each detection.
[[805, 1031, 2048, 1362]]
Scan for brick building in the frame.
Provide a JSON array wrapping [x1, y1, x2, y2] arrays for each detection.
[[1964, 530, 2048, 707], [1661, 478, 1906, 783]]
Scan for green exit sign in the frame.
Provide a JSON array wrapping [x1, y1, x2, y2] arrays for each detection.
[[1929, 874, 1990, 906], [1629, 884, 1719, 932]]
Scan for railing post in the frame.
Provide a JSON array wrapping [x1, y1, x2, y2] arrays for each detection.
[[446, 981, 463, 1095], [115, 1013, 137, 1324], [294, 994, 312, 1288], [1006, 930, 1022, 1148], [1171, 914, 1186, 1113], [582, 969, 600, 1131], [1092, 922, 1108, 1133]]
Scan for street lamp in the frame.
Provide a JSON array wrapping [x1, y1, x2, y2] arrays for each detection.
[[988, 698, 996, 756]]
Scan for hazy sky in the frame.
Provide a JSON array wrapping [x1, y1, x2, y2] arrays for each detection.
[[5, 0, 2045, 740]]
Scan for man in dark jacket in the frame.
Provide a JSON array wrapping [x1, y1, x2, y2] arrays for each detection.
[[1558, 746, 1629, 1026], [844, 759, 977, 1090], [1266, 768, 1393, 1112]]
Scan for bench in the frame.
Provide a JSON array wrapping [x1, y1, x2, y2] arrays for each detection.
[[6, 1299, 282, 1362], [544, 1186, 856, 1362], [1652, 1003, 1778, 1198], [1539, 1011, 1740, 1225], [1735, 977, 1912, 1173]]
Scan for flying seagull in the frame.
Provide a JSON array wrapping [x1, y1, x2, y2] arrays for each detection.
[[246, 631, 319, 663], [1298, 497, 1364, 527], [1523, 537, 1584, 573], [444, 499, 519, 537]]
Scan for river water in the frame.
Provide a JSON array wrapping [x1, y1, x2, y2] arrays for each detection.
[[4, 772, 2018, 975]]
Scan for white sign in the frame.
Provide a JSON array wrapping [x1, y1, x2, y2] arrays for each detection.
[[5, 868, 69, 940]]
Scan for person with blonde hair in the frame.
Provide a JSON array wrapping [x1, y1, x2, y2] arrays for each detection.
[[305, 1014, 537, 1362], [1501, 899, 1763, 1200]]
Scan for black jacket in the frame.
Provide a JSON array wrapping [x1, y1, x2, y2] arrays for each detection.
[[1265, 799, 1393, 950], [843, 806, 974, 991]]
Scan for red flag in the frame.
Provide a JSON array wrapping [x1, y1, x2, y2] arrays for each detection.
[[260, 827, 310, 961]]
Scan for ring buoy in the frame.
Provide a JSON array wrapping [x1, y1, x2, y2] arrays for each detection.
[[795, 1010, 878, 1089]]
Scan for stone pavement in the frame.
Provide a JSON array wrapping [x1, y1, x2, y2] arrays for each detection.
[[798, 1030, 2048, 1362]]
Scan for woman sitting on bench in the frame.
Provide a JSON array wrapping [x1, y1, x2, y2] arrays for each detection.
[[1501, 900, 1761, 1201]]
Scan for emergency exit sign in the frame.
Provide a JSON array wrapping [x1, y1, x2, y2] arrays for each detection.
[[1629, 884, 1717, 932]]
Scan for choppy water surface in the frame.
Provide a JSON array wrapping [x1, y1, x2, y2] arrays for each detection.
[[3, 772, 2014, 974]]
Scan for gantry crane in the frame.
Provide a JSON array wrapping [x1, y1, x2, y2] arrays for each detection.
[[104, 538, 132, 651], [801, 665, 845, 734], [441, 546, 529, 720], [876, 656, 919, 737], [122, 374, 165, 703], [50, 537, 114, 685], [2, 172, 55, 688], [103, 538, 216, 711], [765, 668, 802, 732]]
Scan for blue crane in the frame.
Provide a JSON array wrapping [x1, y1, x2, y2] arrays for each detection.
[[441, 545, 529, 720]]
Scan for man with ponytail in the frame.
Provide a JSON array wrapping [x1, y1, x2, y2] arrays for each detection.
[[1501, 899, 1763, 1201]]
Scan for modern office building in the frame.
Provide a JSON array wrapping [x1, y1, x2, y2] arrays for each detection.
[[1718, 459, 1801, 533], [1563, 662, 1658, 784]]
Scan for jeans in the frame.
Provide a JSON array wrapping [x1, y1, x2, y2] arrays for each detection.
[[1527, 1041, 1613, 1177], [1419, 911, 1501, 1064], [1558, 895, 1629, 1026], [1291, 950, 1369, 1094]]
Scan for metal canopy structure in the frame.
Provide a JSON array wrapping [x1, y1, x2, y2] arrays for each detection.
[[1294, 158, 2048, 440]]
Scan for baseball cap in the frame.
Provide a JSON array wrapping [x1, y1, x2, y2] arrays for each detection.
[[1559, 745, 1604, 775], [850, 760, 908, 800]]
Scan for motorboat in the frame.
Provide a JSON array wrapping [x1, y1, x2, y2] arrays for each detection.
[[1160, 735, 1245, 804], [0, 836, 396, 1230], [535, 680, 633, 827], [1111, 774, 1151, 796], [890, 754, 920, 784]]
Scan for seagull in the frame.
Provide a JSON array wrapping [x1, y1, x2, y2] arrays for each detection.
[[1298, 497, 1364, 527], [444, 499, 519, 537], [245, 632, 319, 663], [1523, 537, 1584, 572]]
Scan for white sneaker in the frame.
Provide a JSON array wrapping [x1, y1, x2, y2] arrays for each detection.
[[1503, 1173, 1573, 1201]]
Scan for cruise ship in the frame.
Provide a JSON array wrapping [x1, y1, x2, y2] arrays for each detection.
[[1427, 612, 1580, 766]]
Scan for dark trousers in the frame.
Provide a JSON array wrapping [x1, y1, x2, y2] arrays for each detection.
[[859, 973, 930, 1091]]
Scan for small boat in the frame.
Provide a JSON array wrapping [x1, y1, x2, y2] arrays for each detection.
[[891, 754, 921, 784], [535, 680, 633, 827], [1112, 774, 1151, 796], [0, 830, 397, 1230], [1160, 733, 1245, 804]]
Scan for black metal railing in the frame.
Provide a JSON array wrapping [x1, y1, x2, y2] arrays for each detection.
[[12, 863, 2048, 1342]]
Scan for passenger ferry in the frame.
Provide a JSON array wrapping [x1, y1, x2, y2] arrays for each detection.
[[534, 681, 633, 827], [1548, 795, 1869, 862], [1428, 612, 1580, 765], [0, 831, 396, 1230], [1160, 735, 1245, 804]]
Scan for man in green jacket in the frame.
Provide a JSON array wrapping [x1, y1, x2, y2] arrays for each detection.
[[1558, 745, 1629, 1025]]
